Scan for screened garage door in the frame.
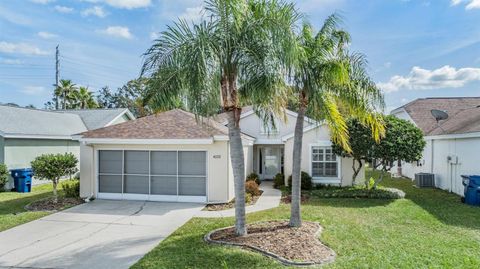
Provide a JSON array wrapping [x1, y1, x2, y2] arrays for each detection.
[[97, 150, 207, 203]]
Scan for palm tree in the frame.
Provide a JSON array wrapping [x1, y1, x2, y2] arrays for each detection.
[[142, 0, 299, 235], [71, 87, 97, 109], [288, 16, 385, 227], [56, 79, 76, 109]]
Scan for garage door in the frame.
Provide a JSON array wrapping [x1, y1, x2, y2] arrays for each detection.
[[97, 150, 207, 203]]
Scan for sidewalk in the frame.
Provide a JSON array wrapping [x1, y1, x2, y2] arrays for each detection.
[[196, 181, 282, 218]]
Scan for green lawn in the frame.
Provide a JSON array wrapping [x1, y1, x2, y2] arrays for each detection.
[[0, 184, 55, 232], [133, 171, 480, 269]]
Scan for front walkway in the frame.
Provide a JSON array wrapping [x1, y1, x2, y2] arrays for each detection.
[[196, 181, 282, 218], [0, 200, 203, 269]]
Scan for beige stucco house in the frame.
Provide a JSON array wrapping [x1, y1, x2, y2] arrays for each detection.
[[76, 108, 363, 204], [0, 105, 134, 188]]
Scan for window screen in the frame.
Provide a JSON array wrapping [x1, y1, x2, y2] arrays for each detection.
[[124, 175, 149, 194], [151, 176, 177, 195], [179, 176, 206, 196], [178, 151, 206, 176], [99, 175, 122, 193], [124, 151, 149, 175], [99, 151, 122, 174], [151, 151, 177, 175]]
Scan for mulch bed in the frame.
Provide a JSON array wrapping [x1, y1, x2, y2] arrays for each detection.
[[281, 194, 310, 204], [204, 191, 263, 211], [25, 197, 84, 212], [205, 221, 336, 266]]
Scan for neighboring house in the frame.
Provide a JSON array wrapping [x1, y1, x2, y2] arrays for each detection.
[[0, 105, 134, 188], [391, 97, 480, 196], [76, 108, 362, 204]]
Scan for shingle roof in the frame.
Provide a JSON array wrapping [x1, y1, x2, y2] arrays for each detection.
[[0, 105, 87, 137], [81, 109, 228, 139], [394, 97, 480, 136], [56, 108, 132, 130]]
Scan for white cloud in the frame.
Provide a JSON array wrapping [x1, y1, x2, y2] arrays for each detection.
[[451, 0, 480, 9], [378, 65, 480, 93], [82, 6, 107, 17], [22, 86, 46, 96], [0, 58, 24, 65], [54, 5, 74, 13], [0, 42, 49, 55], [150, 31, 160, 40], [98, 26, 133, 39], [30, 0, 55, 4], [83, 0, 151, 9], [38, 31, 57, 39], [178, 6, 203, 22]]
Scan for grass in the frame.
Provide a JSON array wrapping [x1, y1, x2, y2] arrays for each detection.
[[0, 184, 56, 232], [133, 170, 480, 269]]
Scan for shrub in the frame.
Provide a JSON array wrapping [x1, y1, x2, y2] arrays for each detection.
[[273, 173, 284, 189], [61, 180, 80, 198], [310, 186, 405, 199], [287, 171, 313, 190], [0, 164, 8, 192], [245, 180, 261, 196], [245, 193, 253, 204], [31, 153, 78, 203], [246, 172, 260, 185]]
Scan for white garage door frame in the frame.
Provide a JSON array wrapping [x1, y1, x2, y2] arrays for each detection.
[[95, 149, 208, 203]]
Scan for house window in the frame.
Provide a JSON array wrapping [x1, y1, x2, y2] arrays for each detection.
[[311, 146, 338, 178]]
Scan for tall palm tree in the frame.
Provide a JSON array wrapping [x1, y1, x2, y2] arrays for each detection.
[[289, 16, 385, 227], [71, 87, 97, 109], [56, 79, 76, 109], [142, 0, 299, 235]]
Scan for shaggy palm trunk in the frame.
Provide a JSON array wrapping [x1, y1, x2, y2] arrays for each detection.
[[226, 110, 247, 236], [290, 100, 306, 227]]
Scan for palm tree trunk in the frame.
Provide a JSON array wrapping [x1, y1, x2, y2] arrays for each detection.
[[63, 92, 66, 110], [226, 109, 247, 236], [290, 98, 306, 227]]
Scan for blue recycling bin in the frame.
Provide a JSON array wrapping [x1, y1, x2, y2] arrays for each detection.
[[10, 168, 33, 193], [461, 175, 480, 206]]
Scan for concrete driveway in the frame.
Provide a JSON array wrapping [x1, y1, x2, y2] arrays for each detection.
[[0, 200, 204, 269]]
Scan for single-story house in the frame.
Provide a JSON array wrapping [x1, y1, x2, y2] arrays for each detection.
[[0, 105, 134, 188], [391, 97, 480, 196], [76, 108, 362, 204]]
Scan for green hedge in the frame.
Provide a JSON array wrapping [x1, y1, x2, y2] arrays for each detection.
[[310, 186, 405, 199]]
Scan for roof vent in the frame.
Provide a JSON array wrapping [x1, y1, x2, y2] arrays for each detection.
[[431, 109, 448, 123]]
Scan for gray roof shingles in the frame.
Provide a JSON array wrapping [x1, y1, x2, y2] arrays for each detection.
[[0, 105, 131, 138], [395, 97, 480, 136], [56, 108, 130, 130]]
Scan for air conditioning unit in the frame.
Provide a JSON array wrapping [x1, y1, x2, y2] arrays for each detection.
[[415, 173, 435, 188]]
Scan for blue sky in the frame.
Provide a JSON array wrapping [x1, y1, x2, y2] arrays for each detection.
[[0, 0, 479, 112]]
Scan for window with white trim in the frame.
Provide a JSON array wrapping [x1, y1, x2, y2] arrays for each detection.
[[311, 146, 338, 178]]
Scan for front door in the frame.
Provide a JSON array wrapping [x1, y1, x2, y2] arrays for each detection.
[[259, 147, 282, 180]]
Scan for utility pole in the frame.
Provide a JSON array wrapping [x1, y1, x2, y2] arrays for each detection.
[[55, 45, 59, 110]]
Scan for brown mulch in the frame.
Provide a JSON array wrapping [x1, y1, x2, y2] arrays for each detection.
[[281, 194, 310, 204], [204, 191, 263, 211], [25, 197, 84, 211], [208, 221, 336, 265]]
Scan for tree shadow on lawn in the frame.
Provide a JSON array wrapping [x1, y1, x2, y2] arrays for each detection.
[[372, 173, 480, 230]]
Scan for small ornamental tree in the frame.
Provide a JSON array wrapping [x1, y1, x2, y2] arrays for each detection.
[[331, 118, 376, 186], [31, 153, 78, 203], [372, 115, 425, 188]]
